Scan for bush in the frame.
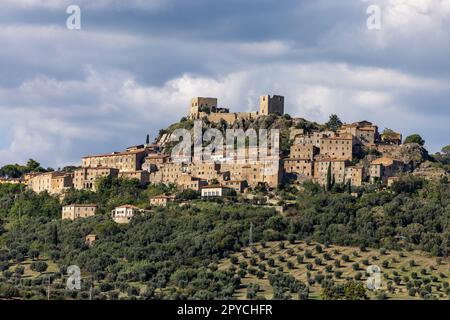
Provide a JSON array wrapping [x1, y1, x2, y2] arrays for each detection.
[[315, 245, 323, 254], [30, 261, 48, 273]]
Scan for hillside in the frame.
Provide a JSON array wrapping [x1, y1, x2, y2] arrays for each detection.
[[0, 175, 448, 300], [219, 241, 449, 300]]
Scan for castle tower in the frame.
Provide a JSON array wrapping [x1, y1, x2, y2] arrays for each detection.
[[189, 97, 218, 119], [259, 95, 284, 116]]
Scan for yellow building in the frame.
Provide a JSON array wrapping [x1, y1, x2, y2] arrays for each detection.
[[82, 149, 147, 172], [150, 195, 175, 207], [62, 204, 97, 220], [73, 167, 119, 191], [28, 172, 73, 195]]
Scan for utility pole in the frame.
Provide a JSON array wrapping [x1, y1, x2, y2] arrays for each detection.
[[89, 274, 93, 300], [47, 275, 51, 300], [249, 223, 253, 246]]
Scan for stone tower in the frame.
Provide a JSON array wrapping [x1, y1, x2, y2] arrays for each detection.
[[259, 95, 284, 116], [189, 97, 218, 119]]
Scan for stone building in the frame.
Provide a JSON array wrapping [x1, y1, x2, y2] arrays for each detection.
[[118, 170, 150, 185], [188, 162, 221, 183], [290, 145, 319, 160], [0, 178, 25, 185], [150, 195, 175, 207], [338, 121, 379, 146], [62, 204, 97, 220], [142, 154, 170, 172], [221, 180, 246, 193], [314, 158, 349, 186], [189, 97, 218, 119], [293, 131, 335, 148], [283, 158, 314, 182], [370, 157, 403, 183], [81, 149, 147, 172], [28, 172, 73, 195], [319, 135, 355, 161], [178, 174, 207, 191], [73, 167, 119, 191], [259, 95, 284, 116], [344, 165, 364, 187], [85, 234, 98, 246], [221, 160, 281, 189]]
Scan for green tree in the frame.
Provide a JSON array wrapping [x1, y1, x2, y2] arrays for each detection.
[[30, 261, 48, 274], [404, 134, 425, 146], [325, 114, 343, 132], [441, 145, 450, 156], [326, 163, 332, 191]]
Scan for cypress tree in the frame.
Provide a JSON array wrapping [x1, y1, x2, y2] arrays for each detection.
[[326, 162, 332, 191]]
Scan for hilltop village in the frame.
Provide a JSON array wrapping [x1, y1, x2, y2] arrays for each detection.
[[1, 95, 444, 223]]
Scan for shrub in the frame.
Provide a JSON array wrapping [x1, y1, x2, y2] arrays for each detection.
[[315, 245, 323, 254]]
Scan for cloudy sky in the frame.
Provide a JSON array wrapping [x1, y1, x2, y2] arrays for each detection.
[[1, 0, 450, 168]]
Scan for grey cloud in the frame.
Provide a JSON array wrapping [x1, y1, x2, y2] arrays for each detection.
[[0, 0, 449, 167]]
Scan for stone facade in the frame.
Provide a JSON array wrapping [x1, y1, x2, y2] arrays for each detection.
[[290, 145, 319, 160], [189, 97, 218, 120], [344, 166, 364, 187], [369, 157, 403, 183], [283, 158, 314, 181], [150, 195, 175, 207], [74, 167, 119, 191], [338, 121, 379, 146], [82, 149, 147, 172], [221, 180, 246, 193], [259, 95, 284, 116], [28, 172, 73, 195], [62, 204, 97, 220], [0, 178, 25, 185], [118, 170, 150, 185], [319, 135, 355, 161], [314, 158, 348, 185]]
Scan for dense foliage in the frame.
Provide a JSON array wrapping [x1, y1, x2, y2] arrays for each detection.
[[0, 174, 448, 299]]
